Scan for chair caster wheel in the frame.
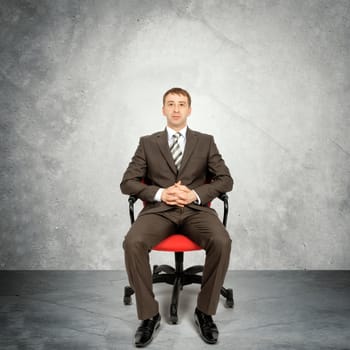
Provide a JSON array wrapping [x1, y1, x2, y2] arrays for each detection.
[[225, 288, 234, 308], [170, 316, 178, 324], [123, 286, 134, 305], [123, 296, 132, 305], [170, 304, 178, 324]]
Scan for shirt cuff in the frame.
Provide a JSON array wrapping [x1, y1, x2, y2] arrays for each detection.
[[154, 188, 164, 202], [192, 190, 201, 205]]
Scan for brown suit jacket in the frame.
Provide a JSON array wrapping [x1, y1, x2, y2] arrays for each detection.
[[120, 128, 233, 216]]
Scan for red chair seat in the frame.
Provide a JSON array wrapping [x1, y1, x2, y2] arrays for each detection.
[[152, 234, 202, 252]]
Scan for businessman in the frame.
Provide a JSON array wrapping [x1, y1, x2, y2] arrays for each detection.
[[120, 87, 233, 347]]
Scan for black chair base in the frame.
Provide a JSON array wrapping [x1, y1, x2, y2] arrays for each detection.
[[123, 251, 234, 324]]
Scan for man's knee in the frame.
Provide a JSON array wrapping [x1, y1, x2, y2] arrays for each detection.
[[208, 230, 232, 254], [123, 230, 148, 254]]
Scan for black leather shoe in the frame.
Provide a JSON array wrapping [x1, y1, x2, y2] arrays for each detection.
[[194, 308, 219, 344], [134, 313, 161, 348]]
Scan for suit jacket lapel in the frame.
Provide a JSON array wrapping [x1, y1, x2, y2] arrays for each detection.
[[156, 129, 177, 174], [178, 128, 198, 174]]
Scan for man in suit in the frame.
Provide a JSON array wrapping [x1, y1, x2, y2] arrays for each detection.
[[121, 87, 233, 347]]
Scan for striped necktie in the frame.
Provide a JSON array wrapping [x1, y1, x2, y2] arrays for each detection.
[[170, 132, 182, 170]]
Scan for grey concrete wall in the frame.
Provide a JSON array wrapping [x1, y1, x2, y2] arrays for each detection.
[[1, 0, 349, 269]]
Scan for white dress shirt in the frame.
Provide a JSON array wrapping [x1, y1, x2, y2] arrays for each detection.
[[154, 126, 201, 204], [166, 126, 187, 154]]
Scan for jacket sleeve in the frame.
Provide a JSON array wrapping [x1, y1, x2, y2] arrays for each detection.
[[193, 136, 233, 205], [120, 137, 160, 202]]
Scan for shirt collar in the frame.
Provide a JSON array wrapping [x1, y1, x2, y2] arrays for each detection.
[[166, 126, 187, 140]]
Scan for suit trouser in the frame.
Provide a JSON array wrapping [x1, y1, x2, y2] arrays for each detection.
[[123, 206, 232, 320]]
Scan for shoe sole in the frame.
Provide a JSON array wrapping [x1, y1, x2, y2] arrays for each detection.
[[135, 319, 161, 348], [194, 314, 218, 345]]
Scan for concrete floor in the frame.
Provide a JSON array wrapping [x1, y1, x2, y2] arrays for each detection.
[[0, 270, 349, 350]]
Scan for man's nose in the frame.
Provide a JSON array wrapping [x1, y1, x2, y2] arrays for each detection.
[[174, 104, 179, 112]]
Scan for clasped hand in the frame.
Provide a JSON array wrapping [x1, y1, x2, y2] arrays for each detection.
[[161, 181, 197, 207]]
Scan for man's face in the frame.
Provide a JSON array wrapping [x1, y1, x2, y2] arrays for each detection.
[[162, 93, 192, 131]]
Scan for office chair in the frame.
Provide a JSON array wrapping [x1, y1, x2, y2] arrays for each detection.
[[123, 193, 234, 324]]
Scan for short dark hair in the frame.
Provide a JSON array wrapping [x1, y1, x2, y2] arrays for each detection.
[[163, 87, 191, 106]]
